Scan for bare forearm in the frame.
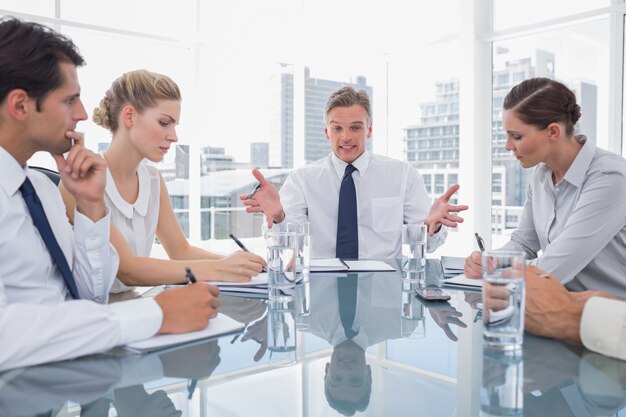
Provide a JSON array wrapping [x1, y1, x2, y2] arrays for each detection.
[[117, 257, 225, 286], [525, 299, 583, 341], [167, 243, 224, 261]]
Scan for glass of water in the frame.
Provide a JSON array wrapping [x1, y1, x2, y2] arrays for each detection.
[[287, 222, 310, 283], [482, 251, 526, 350], [267, 300, 297, 367], [402, 224, 427, 271], [266, 231, 297, 302]]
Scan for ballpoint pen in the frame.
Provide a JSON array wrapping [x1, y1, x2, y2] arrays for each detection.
[[229, 233, 250, 252], [474, 233, 485, 252], [229, 233, 267, 272], [185, 266, 197, 284], [187, 378, 197, 399], [246, 183, 262, 200]]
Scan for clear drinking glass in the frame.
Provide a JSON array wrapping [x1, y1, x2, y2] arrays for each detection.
[[402, 224, 428, 272], [266, 231, 297, 301], [266, 300, 297, 367], [481, 251, 526, 350], [287, 222, 310, 283]]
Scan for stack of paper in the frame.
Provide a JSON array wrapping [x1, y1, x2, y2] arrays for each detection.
[[441, 274, 482, 290], [209, 274, 269, 298], [441, 256, 465, 277]]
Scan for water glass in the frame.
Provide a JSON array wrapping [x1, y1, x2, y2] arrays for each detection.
[[481, 348, 523, 416], [402, 224, 427, 271], [400, 281, 426, 338], [287, 222, 311, 283], [402, 268, 426, 284], [266, 231, 297, 301], [481, 251, 526, 350], [267, 300, 297, 367], [293, 280, 311, 330]]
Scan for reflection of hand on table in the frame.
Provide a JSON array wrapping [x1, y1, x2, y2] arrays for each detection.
[[241, 316, 268, 362], [463, 291, 482, 310], [114, 385, 182, 417], [428, 303, 467, 342], [219, 296, 267, 324], [159, 339, 221, 380]]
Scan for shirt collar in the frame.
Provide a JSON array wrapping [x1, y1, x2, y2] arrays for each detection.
[[104, 162, 150, 218], [330, 150, 370, 179], [536, 136, 593, 188], [0, 146, 27, 197], [562, 136, 594, 188]]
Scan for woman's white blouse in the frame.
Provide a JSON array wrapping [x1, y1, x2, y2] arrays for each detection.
[[104, 162, 161, 293]]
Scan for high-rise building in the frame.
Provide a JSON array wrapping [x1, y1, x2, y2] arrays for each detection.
[[200, 146, 236, 174], [404, 50, 597, 232], [270, 66, 374, 168], [269, 64, 294, 168], [250, 142, 270, 169]]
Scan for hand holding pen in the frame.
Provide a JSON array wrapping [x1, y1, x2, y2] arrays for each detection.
[[464, 233, 485, 279], [239, 169, 286, 228], [229, 233, 267, 272]]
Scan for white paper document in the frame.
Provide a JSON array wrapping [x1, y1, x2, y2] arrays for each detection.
[[207, 274, 268, 287], [310, 258, 396, 272], [441, 274, 483, 289], [441, 256, 465, 276], [125, 313, 244, 353]]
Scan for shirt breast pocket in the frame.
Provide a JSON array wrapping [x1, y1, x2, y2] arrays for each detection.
[[371, 197, 402, 233]]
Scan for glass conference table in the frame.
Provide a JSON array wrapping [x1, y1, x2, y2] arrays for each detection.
[[1, 260, 625, 417]]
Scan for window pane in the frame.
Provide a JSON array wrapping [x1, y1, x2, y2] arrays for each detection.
[[0, 1, 54, 16], [491, 19, 609, 246], [60, 0, 196, 38], [493, 0, 610, 31]]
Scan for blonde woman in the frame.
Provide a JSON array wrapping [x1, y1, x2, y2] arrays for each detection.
[[61, 69, 265, 291]]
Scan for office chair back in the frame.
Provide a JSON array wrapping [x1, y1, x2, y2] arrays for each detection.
[[29, 166, 61, 186]]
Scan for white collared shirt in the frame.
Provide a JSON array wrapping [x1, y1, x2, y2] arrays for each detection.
[[279, 150, 446, 258], [581, 297, 626, 361], [0, 146, 162, 371], [501, 138, 626, 297], [104, 162, 161, 293]]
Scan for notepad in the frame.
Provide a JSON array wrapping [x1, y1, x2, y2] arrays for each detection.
[[310, 258, 396, 272], [208, 274, 268, 292], [441, 256, 465, 277], [441, 273, 483, 290], [125, 313, 244, 353]]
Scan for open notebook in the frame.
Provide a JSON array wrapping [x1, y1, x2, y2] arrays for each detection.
[[441, 273, 482, 290], [125, 313, 244, 353], [310, 258, 396, 272]]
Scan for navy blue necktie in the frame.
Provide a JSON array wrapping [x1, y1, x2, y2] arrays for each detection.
[[20, 177, 79, 299], [336, 164, 358, 259], [337, 275, 359, 339]]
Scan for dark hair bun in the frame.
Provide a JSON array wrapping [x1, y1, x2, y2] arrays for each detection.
[[566, 100, 581, 125]]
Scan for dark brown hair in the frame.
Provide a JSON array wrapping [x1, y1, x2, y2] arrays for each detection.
[[503, 77, 581, 136], [0, 17, 85, 111]]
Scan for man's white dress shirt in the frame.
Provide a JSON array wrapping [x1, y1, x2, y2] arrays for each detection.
[[279, 151, 446, 258], [0, 147, 162, 371], [581, 297, 626, 361], [501, 138, 626, 297]]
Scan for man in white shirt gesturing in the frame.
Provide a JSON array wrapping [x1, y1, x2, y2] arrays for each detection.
[[241, 86, 468, 259], [0, 17, 220, 372]]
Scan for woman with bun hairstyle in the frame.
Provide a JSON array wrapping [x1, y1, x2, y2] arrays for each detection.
[[464, 77, 626, 297], [60, 69, 266, 291]]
